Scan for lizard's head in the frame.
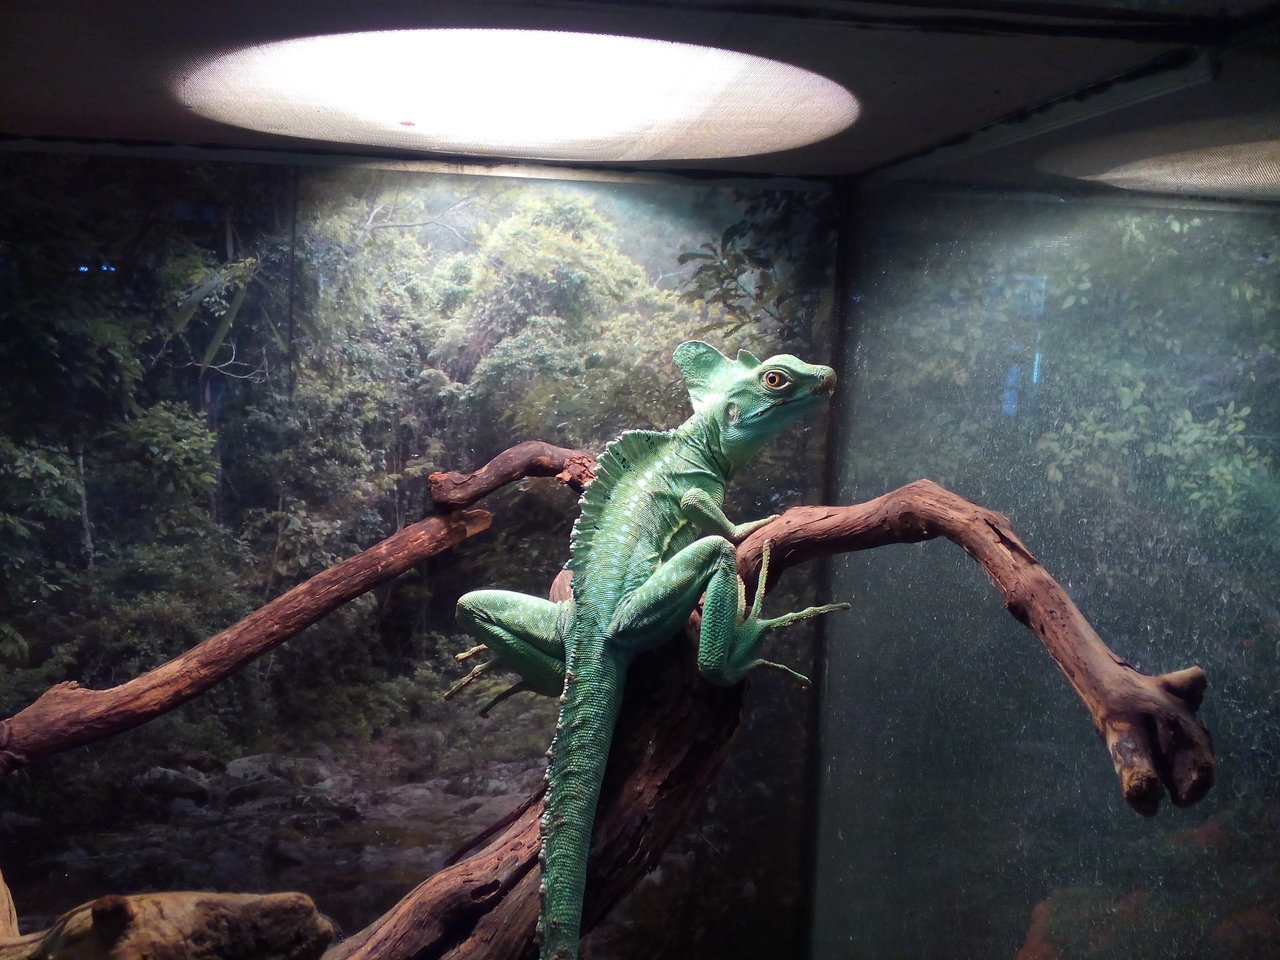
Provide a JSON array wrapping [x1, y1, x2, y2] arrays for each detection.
[[673, 340, 836, 471]]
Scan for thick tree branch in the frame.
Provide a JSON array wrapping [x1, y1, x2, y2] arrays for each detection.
[[0, 892, 333, 960], [325, 615, 739, 960], [0, 510, 491, 776], [1, 442, 1215, 960], [428, 441, 596, 509], [734, 480, 1215, 816], [319, 454, 1213, 960]]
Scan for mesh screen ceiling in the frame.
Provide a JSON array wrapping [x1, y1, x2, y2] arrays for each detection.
[[1039, 112, 1280, 199], [175, 29, 859, 162]]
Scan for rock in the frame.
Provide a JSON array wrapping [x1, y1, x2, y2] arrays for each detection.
[[225, 754, 330, 790], [274, 757, 331, 787], [226, 774, 293, 804], [173, 750, 225, 774], [133, 767, 210, 803], [225, 754, 279, 781], [225, 755, 301, 802], [0, 891, 334, 960], [0, 812, 45, 839]]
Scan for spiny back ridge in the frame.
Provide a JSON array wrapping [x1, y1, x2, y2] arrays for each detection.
[[567, 429, 673, 584]]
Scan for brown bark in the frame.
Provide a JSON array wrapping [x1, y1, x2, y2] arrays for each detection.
[[319, 462, 1213, 960], [0, 510, 491, 776], [0, 892, 333, 960], [325, 617, 739, 960], [0, 442, 1215, 960], [0, 868, 16, 940], [733, 480, 1214, 815], [428, 441, 596, 510]]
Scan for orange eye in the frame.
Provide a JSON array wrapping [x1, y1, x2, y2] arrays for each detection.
[[763, 370, 790, 390]]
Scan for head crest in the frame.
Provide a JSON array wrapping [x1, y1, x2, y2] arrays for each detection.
[[673, 341, 761, 414]]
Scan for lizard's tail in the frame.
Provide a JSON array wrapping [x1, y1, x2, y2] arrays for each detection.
[[538, 648, 626, 960]]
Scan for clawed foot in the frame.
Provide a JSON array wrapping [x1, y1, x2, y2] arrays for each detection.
[[731, 514, 780, 544], [445, 646, 533, 716], [444, 655, 494, 701], [742, 541, 851, 686]]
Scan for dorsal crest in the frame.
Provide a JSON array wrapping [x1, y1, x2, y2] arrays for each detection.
[[673, 341, 761, 414], [567, 428, 673, 576]]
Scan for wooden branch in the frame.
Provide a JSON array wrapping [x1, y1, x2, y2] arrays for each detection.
[[0, 868, 16, 940], [0, 892, 333, 960], [1, 437, 1215, 960], [428, 440, 596, 509], [734, 479, 1215, 816], [0, 510, 491, 776], [323, 616, 738, 960]]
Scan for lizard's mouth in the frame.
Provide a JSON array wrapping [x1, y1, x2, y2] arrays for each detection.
[[788, 372, 837, 405]]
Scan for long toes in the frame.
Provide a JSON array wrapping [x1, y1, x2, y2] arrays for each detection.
[[750, 541, 775, 619], [763, 602, 850, 630], [754, 659, 812, 688], [444, 659, 494, 701]]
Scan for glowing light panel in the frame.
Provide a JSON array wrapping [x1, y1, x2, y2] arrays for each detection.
[[1082, 140, 1280, 199], [176, 30, 859, 162], [1039, 113, 1280, 200]]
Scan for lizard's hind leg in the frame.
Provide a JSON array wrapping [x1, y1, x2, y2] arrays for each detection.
[[455, 590, 570, 706], [698, 540, 849, 687]]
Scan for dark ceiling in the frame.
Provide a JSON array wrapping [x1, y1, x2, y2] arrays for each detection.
[[1, 1, 1277, 182]]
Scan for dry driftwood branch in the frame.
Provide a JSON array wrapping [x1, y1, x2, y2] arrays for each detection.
[[0, 868, 16, 941], [320, 451, 1214, 960], [326, 610, 738, 960], [733, 479, 1215, 815], [428, 440, 596, 509], [0, 510, 491, 777], [0, 442, 1215, 960], [0, 892, 333, 960], [0, 440, 588, 777]]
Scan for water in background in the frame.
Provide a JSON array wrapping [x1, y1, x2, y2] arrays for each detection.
[[815, 189, 1280, 959]]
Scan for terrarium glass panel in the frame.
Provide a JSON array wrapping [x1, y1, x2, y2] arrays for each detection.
[[814, 188, 1279, 959]]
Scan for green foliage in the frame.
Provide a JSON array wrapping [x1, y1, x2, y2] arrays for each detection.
[[852, 200, 1278, 542], [0, 439, 82, 616], [843, 192, 1280, 817], [0, 159, 839, 935], [678, 188, 838, 348]]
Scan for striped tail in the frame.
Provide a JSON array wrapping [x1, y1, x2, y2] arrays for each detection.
[[538, 643, 626, 960]]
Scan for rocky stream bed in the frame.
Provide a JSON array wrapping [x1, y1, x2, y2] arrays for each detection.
[[3, 737, 549, 938]]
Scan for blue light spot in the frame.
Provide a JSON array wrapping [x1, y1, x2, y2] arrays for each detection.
[[78, 265, 89, 272], [1002, 365, 1022, 417]]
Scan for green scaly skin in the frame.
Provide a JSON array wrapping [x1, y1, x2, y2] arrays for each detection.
[[455, 341, 848, 960]]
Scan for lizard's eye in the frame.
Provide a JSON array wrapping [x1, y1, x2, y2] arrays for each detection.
[[762, 370, 790, 390]]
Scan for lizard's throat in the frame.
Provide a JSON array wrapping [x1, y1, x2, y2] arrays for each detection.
[[681, 415, 736, 478]]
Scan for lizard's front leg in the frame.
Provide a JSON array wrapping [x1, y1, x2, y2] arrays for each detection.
[[608, 537, 846, 680], [680, 487, 776, 543]]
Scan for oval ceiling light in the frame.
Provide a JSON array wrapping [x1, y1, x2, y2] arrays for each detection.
[[1039, 113, 1280, 200], [175, 29, 859, 163], [1075, 140, 1280, 199]]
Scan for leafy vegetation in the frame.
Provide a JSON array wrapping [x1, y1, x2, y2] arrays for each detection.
[[821, 191, 1280, 960], [0, 154, 839, 955]]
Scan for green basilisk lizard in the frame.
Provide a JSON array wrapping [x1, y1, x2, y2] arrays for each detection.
[[455, 340, 847, 960]]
